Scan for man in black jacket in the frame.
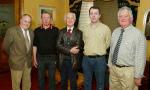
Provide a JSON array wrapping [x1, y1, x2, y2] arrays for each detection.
[[57, 12, 83, 90]]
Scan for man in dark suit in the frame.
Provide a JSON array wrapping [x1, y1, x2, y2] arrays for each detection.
[[57, 12, 83, 90], [3, 14, 34, 90]]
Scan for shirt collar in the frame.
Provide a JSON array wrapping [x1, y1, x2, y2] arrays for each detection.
[[121, 24, 133, 32], [90, 21, 101, 29], [20, 27, 28, 32], [40, 24, 52, 30], [67, 26, 74, 32]]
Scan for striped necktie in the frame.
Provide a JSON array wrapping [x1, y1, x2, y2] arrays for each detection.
[[112, 29, 124, 64]]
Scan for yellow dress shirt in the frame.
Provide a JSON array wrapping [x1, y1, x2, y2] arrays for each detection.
[[80, 22, 111, 55]]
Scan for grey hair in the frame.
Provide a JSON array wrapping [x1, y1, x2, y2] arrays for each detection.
[[64, 12, 76, 21], [118, 6, 133, 22], [21, 14, 32, 19]]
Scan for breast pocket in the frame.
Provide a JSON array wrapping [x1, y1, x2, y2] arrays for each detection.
[[121, 39, 134, 57]]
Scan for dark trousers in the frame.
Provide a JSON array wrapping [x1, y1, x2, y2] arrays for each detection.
[[82, 56, 107, 90], [61, 58, 77, 90], [37, 55, 57, 90]]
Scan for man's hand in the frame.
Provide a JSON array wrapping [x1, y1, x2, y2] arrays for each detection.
[[134, 78, 142, 86], [33, 59, 38, 68], [70, 46, 79, 54]]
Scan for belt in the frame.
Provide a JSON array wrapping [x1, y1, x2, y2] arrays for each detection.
[[38, 54, 56, 57], [86, 55, 104, 58], [115, 64, 130, 68]]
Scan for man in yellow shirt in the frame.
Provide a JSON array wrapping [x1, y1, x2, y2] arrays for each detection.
[[80, 6, 111, 90]]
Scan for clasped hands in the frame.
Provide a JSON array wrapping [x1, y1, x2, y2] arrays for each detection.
[[70, 46, 79, 54]]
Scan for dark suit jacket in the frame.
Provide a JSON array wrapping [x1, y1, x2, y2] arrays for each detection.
[[57, 27, 83, 70], [3, 26, 34, 70]]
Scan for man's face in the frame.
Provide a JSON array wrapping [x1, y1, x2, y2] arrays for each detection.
[[118, 10, 132, 28], [41, 13, 51, 26], [66, 13, 76, 27], [20, 16, 31, 30], [89, 8, 100, 23]]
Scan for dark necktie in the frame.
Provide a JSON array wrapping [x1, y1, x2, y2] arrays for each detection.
[[67, 29, 72, 37], [112, 29, 124, 64]]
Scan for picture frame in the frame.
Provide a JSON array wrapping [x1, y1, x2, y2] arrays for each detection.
[[39, 5, 56, 24], [143, 8, 150, 40]]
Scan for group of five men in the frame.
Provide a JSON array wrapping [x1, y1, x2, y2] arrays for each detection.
[[3, 6, 146, 90]]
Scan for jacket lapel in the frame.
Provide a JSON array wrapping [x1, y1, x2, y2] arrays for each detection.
[[28, 29, 33, 51], [70, 27, 76, 40], [17, 26, 29, 52], [17, 26, 25, 40], [17, 27, 27, 48]]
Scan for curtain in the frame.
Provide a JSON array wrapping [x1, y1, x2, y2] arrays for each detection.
[[69, 0, 82, 27]]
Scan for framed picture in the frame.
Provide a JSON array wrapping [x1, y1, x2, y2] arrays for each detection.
[[143, 8, 150, 40], [0, 4, 16, 38], [39, 5, 56, 24]]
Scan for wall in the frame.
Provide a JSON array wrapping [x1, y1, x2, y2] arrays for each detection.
[[94, 0, 118, 30], [136, 0, 150, 61], [23, 0, 69, 29]]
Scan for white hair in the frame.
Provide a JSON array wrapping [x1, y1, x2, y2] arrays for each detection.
[[64, 12, 76, 21], [118, 6, 133, 22]]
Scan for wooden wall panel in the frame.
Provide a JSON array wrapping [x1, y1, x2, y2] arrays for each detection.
[[0, 0, 14, 4]]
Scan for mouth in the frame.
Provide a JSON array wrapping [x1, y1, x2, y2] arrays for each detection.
[[121, 20, 127, 23]]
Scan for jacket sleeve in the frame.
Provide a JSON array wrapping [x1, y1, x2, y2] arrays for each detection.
[[79, 32, 84, 51], [3, 28, 14, 54], [57, 30, 70, 55]]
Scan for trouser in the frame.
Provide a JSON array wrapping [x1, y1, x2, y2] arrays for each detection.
[[37, 55, 57, 90], [82, 56, 106, 90], [10, 62, 31, 90], [61, 58, 77, 90], [109, 65, 138, 90]]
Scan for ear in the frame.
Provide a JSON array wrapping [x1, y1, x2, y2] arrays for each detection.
[[99, 14, 101, 19], [130, 18, 133, 24]]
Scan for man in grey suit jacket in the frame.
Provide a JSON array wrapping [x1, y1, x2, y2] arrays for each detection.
[[3, 14, 34, 90]]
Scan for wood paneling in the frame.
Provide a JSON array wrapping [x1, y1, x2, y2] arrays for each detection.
[[14, 0, 22, 25], [0, 0, 14, 4]]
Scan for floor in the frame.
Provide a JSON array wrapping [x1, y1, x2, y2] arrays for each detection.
[[0, 65, 149, 90], [0, 68, 103, 90]]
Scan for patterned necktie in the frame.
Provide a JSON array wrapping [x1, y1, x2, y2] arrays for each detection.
[[112, 29, 124, 64], [24, 30, 30, 52]]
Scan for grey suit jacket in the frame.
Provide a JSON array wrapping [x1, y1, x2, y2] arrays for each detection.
[[3, 26, 34, 70]]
